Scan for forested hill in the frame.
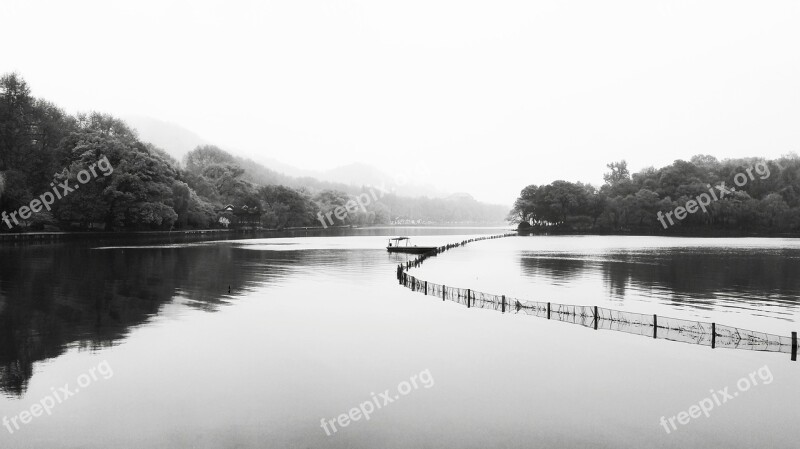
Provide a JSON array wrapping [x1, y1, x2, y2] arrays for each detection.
[[510, 156, 800, 234], [0, 73, 507, 232]]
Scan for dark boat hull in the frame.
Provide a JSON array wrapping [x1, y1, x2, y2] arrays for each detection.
[[387, 246, 437, 254]]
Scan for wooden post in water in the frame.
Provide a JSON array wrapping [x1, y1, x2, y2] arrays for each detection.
[[653, 315, 658, 339], [467, 289, 471, 308], [594, 306, 598, 330], [501, 295, 506, 313], [547, 302, 550, 319], [711, 323, 716, 349], [792, 332, 797, 362]]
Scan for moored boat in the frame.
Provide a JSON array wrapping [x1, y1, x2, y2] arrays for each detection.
[[386, 237, 437, 254]]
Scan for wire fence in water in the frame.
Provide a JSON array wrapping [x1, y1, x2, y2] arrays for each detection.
[[395, 233, 799, 361]]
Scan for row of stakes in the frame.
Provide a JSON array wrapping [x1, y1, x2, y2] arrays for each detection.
[[396, 232, 799, 362]]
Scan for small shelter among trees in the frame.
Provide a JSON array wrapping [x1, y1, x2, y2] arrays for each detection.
[[216, 204, 262, 229]]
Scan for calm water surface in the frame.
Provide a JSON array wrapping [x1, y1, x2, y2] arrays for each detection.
[[0, 230, 798, 448], [415, 235, 800, 334]]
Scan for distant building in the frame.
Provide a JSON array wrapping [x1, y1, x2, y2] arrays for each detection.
[[216, 204, 262, 229]]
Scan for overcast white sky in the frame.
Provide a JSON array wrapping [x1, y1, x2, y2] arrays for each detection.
[[1, 0, 799, 205]]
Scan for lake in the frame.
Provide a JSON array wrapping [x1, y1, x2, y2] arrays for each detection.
[[1, 230, 798, 448]]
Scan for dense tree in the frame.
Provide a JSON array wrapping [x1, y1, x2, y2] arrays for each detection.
[[1, 74, 507, 232], [0, 73, 35, 172], [259, 185, 316, 229], [512, 155, 800, 235], [184, 145, 236, 174], [0, 74, 79, 221], [603, 160, 630, 186]]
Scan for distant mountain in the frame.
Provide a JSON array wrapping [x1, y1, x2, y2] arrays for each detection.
[[318, 162, 449, 198], [242, 155, 320, 179], [322, 162, 384, 186], [448, 192, 475, 200], [126, 116, 477, 202], [123, 115, 208, 162]]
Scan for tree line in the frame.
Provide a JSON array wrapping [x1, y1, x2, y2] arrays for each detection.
[[509, 155, 800, 234], [0, 73, 506, 232]]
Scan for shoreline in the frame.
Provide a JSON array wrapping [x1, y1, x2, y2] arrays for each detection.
[[0, 226, 352, 243], [5, 227, 800, 243], [0, 224, 514, 242], [518, 228, 800, 238], [8, 224, 800, 245]]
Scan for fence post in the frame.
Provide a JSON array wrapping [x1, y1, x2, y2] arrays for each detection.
[[467, 289, 471, 308], [711, 323, 716, 349], [594, 306, 598, 330], [443, 285, 446, 302], [547, 302, 550, 319], [792, 332, 797, 362], [653, 315, 658, 339], [424, 281, 428, 295], [501, 295, 506, 313]]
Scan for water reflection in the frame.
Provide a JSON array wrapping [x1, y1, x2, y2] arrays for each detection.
[[0, 243, 304, 397], [0, 228, 502, 398], [519, 247, 800, 315]]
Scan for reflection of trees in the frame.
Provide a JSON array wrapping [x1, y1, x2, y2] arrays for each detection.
[[622, 249, 800, 305], [601, 256, 633, 299], [519, 249, 800, 307], [518, 255, 587, 282], [0, 242, 304, 397]]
